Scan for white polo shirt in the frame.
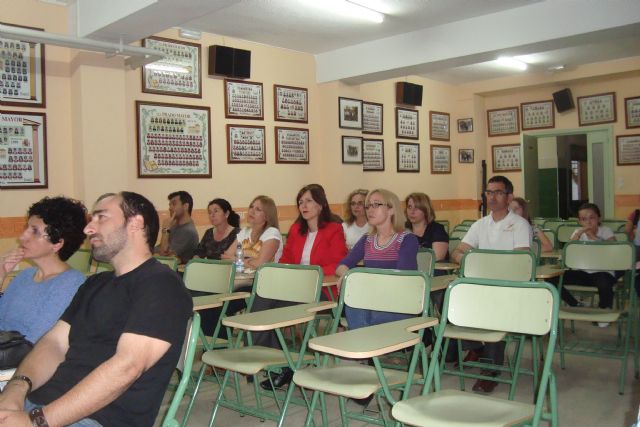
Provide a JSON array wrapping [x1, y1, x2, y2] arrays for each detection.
[[462, 210, 531, 250]]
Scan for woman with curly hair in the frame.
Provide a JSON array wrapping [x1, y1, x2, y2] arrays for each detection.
[[0, 196, 88, 345]]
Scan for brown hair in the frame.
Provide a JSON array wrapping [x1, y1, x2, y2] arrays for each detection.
[[511, 197, 531, 224], [250, 195, 279, 235], [344, 188, 368, 225], [404, 192, 436, 229], [294, 184, 337, 235]]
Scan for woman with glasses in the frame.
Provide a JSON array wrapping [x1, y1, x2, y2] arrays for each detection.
[[0, 197, 87, 347], [343, 189, 369, 249], [405, 192, 449, 264]]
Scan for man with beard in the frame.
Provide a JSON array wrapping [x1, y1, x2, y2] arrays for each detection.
[[0, 192, 192, 427], [156, 191, 198, 264]]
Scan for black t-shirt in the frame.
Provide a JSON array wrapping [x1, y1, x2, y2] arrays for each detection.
[[29, 258, 193, 427], [416, 221, 450, 262]]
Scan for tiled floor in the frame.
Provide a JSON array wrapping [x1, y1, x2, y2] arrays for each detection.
[[154, 322, 640, 426]]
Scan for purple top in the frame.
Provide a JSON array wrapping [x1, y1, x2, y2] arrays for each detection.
[[339, 231, 419, 270]]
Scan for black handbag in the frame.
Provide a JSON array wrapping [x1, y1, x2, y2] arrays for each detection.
[[0, 330, 33, 370]]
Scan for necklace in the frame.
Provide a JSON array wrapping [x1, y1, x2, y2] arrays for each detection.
[[374, 232, 398, 250]]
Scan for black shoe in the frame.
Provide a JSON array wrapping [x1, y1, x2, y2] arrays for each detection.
[[260, 368, 293, 390], [351, 395, 374, 407]]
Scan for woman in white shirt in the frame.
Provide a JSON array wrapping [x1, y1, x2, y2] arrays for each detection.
[[342, 189, 369, 248]]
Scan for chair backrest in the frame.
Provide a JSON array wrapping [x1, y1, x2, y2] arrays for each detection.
[[556, 223, 581, 245], [450, 229, 466, 240], [153, 255, 179, 271], [254, 263, 322, 303], [460, 219, 476, 226], [562, 241, 635, 272], [542, 219, 568, 233], [532, 217, 546, 227], [448, 238, 461, 257], [436, 220, 449, 234], [183, 259, 235, 293], [453, 224, 470, 232], [614, 231, 630, 242], [602, 219, 626, 232], [416, 248, 435, 277], [162, 312, 200, 427], [94, 261, 113, 273], [530, 237, 541, 264], [342, 268, 430, 316], [542, 228, 557, 250], [461, 249, 535, 281], [67, 248, 92, 273]]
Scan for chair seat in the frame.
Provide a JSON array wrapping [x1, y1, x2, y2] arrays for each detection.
[[392, 389, 535, 427], [564, 284, 598, 293], [559, 307, 622, 322], [443, 325, 506, 343], [294, 364, 417, 399], [202, 346, 314, 375]]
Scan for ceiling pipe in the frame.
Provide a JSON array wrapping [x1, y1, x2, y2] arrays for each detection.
[[0, 23, 164, 69]]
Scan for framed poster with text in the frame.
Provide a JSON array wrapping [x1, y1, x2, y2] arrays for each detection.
[[363, 138, 384, 171], [487, 107, 519, 137], [521, 100, 554, 130], [429, 111, 450, 141], [0, 110, 47, 188], [141, 36, 201, 98], [430, 144, 451, 174], [274, 84, 308, 123], [225, 79, 264, 120], [624, 96, 640, 129], [275, 127, 309, 164], [227, 124, 266, 163], [616, 134, 640, 166], [362, 101, 383, 134], [397, 142, 419, 172], [578, 92, 616, 126], [492, 144, 521, 172], [396, 107, 419, 140]]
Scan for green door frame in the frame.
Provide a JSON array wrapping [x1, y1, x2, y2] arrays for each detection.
[[521, 125, 614, 218]]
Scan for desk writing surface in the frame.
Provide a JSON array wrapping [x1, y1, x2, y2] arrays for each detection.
[[431, 274, 458, 292], [539, 249, 562, 260], [434, 262, 459, 271], [222, 301, 335, 331], [192, 292, 251, 311], [535, 265, 565, 279]]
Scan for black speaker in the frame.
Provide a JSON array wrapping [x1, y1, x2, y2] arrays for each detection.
[[208, 45, 251, 79], [553, 88, 574, 113], [396, 82, 423, 106]]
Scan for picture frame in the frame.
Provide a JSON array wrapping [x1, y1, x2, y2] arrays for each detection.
[[458, 148, 474, 164], [521, 100, 554, 130], [275, 126, 309, 164], [429, 111, 450, 141], [0, 110, 47, 189], [141, 36, 201, 98], [492, 144, 521, 172], [227, 124, 266, 163], [457, 118, 473, 133], [624, 96, 640, 129], [396, 107, 419, 140], [362, 101, 383, 134], [225, 79, 264, 120], [430, 144, 451, 174], [363, 138, 384, 171], [135, 101, 211, 178], [0, 23, 46, 108], [578, 92, 616, 126], [273, 84, 308, 123], [487, 107, 519, 137], [397, 142, 420, 172], [616, 134, 640, 166], [342, 136, 363, 164], [338, 97, 363, 129]]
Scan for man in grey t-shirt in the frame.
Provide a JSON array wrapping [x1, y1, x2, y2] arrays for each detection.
[[156, 191, 199, 263]]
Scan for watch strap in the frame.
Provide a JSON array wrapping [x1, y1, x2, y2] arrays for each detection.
[[28, 407, 50, 427]]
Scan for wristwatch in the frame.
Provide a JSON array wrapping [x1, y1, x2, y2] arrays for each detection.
[[28, 407, 50, 427]]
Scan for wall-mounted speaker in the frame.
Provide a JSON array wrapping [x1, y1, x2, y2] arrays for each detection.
[[553, 88, 574, 113], [396, 82, 423, 106], [208, 45, 251, 79]]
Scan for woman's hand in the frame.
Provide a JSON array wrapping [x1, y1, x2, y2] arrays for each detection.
[[0, 247, 25, 278]]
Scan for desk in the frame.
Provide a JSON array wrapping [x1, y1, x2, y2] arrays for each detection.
[[434, 262, 459, 271], [192, 292, 251, 311], [535, 265, 565, 280], [222, 301, 336, 331], [540, 249, 562, 260], [431, 274, 458, 292]]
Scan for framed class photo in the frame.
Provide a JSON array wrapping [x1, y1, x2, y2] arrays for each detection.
[[397, 142, 420, 172], [624, 96, 640, 129], [396, 107, 419, 140], [274, 84, 308, 123], [430, 144, 451, 174], [342, 136, 363, 164], [429, 111, 450, 141], [363, 138, 384, 171], [492, 144, 521, 172], [362, 101, 383, 134], [616, 134, 640, 166], [458, 148, 474, 164], [521, 100, 554, 130], [142, 36, 201, 98], [275, 127, 309, 164], [227, 124, 266, 163], [0, 110, 47, 189], [225, 79, 264, 120], [578, 92, 616, 126], [136, 101, 211, 178], [457, 118, 473, 133], [487, 107, 519, 137], [338, 97, 363, 129]]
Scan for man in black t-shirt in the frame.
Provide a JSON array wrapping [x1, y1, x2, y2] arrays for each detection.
[[0, 192, 192, 427]]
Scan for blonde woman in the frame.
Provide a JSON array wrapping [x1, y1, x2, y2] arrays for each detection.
[[342, 189, 369, 248]]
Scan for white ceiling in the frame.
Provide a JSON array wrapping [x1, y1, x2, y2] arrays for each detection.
[[61, 0, 640, 85]]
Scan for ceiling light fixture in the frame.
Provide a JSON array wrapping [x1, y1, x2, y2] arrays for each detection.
[[496, 56, 528, 71], [144, 63, 190, 74], [305, 0, 385, 23]]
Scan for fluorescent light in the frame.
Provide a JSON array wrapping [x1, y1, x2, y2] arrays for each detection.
[[496, 56, 528, 71], [179, 28, 202, 40], [305, 0, 385, 23], [145, 63, 190, 74]]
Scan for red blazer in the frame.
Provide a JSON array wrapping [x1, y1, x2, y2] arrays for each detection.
[[280, 221, 347, 299]]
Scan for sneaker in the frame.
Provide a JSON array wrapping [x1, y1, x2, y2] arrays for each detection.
[[597, 322, 610, 328]]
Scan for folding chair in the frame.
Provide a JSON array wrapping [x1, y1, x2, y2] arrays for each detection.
[[393, 278, 559, 427], [153, 255, 179, 271], [557, 241, 639, 394], [67, 248, 92, 274], [192, 263, 334, 426], [161, 312, 200, 427], [293, 268, 435, 426]]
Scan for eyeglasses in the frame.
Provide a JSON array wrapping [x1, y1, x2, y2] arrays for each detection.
[[350, 201, 364, 207], [365, 202, 389, 210], [484, 190, 509, 197]]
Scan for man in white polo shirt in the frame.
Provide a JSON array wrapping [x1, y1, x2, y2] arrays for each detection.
[[451, 175, 531, 393]]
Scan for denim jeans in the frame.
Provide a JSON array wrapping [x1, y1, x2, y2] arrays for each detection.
[[25, 400, 102, 427]]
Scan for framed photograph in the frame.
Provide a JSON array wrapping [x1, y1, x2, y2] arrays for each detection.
[[487, 107, 519, 137], [429, 111, 450, 141], [458, 148, 474, 164], [227, 124, 266, 163], [342, 136, 363, 164], [0, 23, 46, 108], [521, 100, 554, 130], [225, 79, 264, 120], [338, 97, 363, 129], [492, 144, 521, 172], [273, 84, 308, 123], [578, 92, 616, 126], [0, 110, 47, 189], [362, 101, 383, 134], [430, 145, 451, 174], [397, 142, 420, 172], [275, 127, 309, 164], [141, 36, 201, 98], [616, 134, 640, 166], [624, 96, 640, 129], [396, 107, 419, 140], [363, 138, 384, 171], [136, 101, 211, 178], [457, 118, 473, 133]]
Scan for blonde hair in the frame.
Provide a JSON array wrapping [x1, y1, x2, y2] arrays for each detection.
[[405, 192, 436, 226], [250, 195, 279, 235], [366, 189, 406, 234], [344, 188, 368, 225]]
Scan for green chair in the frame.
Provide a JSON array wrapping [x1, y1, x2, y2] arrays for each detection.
[[542, 219, 569, 233], [293, 268, 435, 426], [533, 217, 547, 227], [460, 219, 476, 226], [556, 223, 581, 248], [602, 219, 627, 231], [67, 248, 92, 274], [450, 229, 467, 240], [153, 255, 179, 271], [94, 260, 113, 273], [448, 238, 461, 258], [542, 228, 558, 250], [557, 241, 639, 394], [436, 219, 449, 234], [416, 248, 435, 277], [453, 224, 471, 232], [161, 312, 200, 427], [614, 231, 630, 242], [392, 278, 559, 427], [531, 237, 542, 265]]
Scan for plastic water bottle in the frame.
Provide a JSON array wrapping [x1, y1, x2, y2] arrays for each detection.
[[234, 243, 244, 273]]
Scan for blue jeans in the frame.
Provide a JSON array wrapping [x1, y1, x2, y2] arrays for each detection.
[[344, 306, 411, 330], [25, 400, 102, 427]]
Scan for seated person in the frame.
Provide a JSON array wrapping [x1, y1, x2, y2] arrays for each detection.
[[625, 208, 640, 296], [156, 190, 199, 264], [342, 189, 369, 249], [510, 197, 553, 252], [195, 198, 240, 260], [0, 196, 87, 345], [405, 192, 449, 273]]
